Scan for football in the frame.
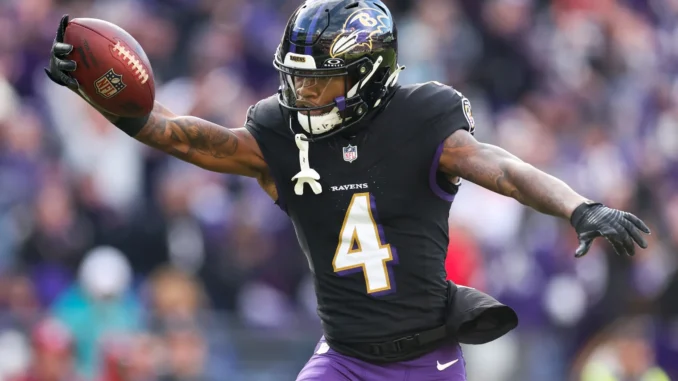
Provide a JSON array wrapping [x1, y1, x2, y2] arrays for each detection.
[[63, 18, 155, 117]]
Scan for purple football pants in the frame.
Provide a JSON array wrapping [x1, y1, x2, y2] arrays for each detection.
[[296, 337, 467, 381]]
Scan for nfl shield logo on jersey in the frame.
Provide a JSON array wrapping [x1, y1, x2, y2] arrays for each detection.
[[343, 144, 358, 163]]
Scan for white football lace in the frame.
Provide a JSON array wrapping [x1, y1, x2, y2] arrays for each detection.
[[112, 41, 149, 85]]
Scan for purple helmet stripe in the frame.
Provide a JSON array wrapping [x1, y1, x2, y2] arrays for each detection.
[[290, 27, 301, 54], [305, 6, 325, 55]]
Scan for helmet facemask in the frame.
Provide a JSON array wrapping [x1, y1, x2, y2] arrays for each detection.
[[276, 53, 382, 140]]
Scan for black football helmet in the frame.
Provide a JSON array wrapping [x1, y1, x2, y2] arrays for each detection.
[[274, 0, 402, 140]]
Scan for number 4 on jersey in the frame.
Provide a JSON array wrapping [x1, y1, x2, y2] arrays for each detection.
[[333, 193, 396, 294]]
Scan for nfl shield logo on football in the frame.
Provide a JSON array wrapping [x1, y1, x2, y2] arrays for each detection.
[[94, 68, 127, 99], [343, 144, 358, 163]]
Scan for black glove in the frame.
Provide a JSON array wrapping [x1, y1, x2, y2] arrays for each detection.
[[44, 15, 79, 90], [571, 201, 650, 258]]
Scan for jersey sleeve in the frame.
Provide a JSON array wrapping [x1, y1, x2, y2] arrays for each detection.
[[422, 82, 476, 142], [243, 95, 290, 157], [407, 82, 476, 200], [243, 95, 295, 213], [244, 96, 276, 145]]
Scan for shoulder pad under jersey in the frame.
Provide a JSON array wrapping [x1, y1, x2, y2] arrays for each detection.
[[396, 81, 476, 138], [245, 95, 289, 137]]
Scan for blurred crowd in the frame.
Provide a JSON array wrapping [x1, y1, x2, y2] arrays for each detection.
[[0, 0, 677, 380]]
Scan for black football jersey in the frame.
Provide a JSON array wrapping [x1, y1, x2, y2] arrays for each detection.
[[245, 82, 475, 345]]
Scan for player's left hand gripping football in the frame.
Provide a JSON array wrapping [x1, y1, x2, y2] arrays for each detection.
[[44, 15, 79, 90], [571, 202, 651, 258]]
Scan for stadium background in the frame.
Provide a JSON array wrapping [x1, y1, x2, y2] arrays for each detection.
[[0, 0, 677, 380]]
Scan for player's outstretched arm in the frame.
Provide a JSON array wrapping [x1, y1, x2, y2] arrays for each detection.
[[44, 15, 274, 196], [87, 103, 276, 198], [440, 130, 583, 218], [110, 103, 266, 177], [439, 129, 650, 257]]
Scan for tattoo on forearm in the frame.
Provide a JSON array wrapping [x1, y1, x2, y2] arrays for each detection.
[[126, 103, 277, 200], [136, 104, 239, 161], [441, 132, 585, 219]]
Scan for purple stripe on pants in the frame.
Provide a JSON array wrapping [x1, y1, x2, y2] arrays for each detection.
[[297, 336, 467, 381]]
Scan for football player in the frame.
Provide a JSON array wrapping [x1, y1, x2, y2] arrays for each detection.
[[46, 1, 650, 380]]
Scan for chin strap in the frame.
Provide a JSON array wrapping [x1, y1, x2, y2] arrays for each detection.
[[292, 133, 322, 196]]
